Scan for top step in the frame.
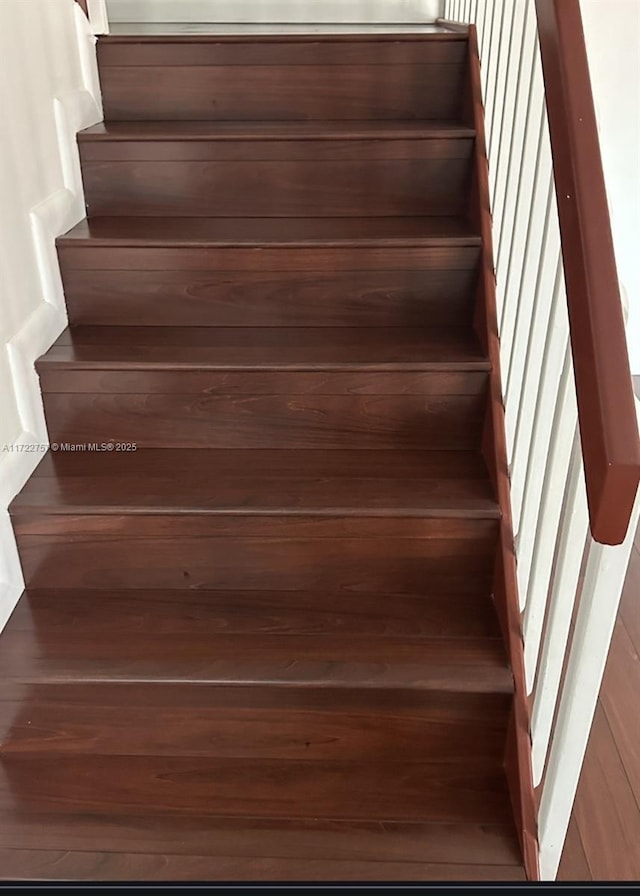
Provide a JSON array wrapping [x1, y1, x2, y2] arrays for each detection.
[[97, 33, 470, 122]]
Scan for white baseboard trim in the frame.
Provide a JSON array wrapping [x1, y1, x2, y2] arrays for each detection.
[[0, 579, 23, 634], [87, 0, 110, 35], [0, 17, 103, 631], [76, 4, 107, 96]]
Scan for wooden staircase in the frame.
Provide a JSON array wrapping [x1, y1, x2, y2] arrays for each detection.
[[0, 29, 529, 881]]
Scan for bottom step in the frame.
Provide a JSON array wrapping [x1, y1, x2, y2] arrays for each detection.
[[0, 849, 526, 882], [0, 813, 525, 881]]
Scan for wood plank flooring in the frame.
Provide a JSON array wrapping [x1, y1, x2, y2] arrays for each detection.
[[558, 511, 640, 880]]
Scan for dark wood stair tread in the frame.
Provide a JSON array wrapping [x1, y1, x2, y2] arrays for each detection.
[[38, 326, 489, 371], [58, 216, 480, 247], [0, 636, 512, 692], [80, 120, 476, 142], [0, 811, 522, 869], [0, 592, 510, 692], [10, 449, 498, 518], [0, 846, 526, 881], [0, 680, 510, 759], [0, 753, 514, 824]]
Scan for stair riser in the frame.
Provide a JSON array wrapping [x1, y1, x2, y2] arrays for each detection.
[[58, 245, 480, 270], [38, 370, 487, 396], [101, 65, 467, 122], [40, 392, 486, 449], [61, 266, 478, 328], [80, 147, 473, 218], [1, 685, 509, 762], [14, 526, 496, 593], [97, 40, 467, 122], [97, 38, 469, 68], [5, 588, 504, 639]]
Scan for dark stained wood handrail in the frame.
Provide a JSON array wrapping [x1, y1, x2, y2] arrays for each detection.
[[535, 0, 640, 545], [75, 0, 89, 16]]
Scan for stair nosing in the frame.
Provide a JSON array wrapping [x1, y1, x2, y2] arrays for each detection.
[[36, 360, 491, 372], [1, 675, 514, 694], [57, 235, 482, 248], [78, 123, 477, 142], [97, 33, 469, 45], [10, 506, 501, 519]]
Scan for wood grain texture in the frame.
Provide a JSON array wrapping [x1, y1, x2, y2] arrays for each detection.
[[40, 325, 488, 368], [79, 120, 476, 154], [0, 848, 525, 881], [38, 325, 488, 397], [41, 393, 485, 449], [10, 448, 498, 516], [96, 35, 469, 68], [60, 247, 481, 276], [571, 705, 640, 879], [2, 26, 527, 881], [0, 755, 514, 824], [82, 155, 472, 218], [14, 532, 496, 595], [57, 214, 481, 247], [61, 267, 478, 329], [79, 125, 474, 219], [557, 817, 592, 881], [620, 538, 640, 655], [0, 812, 522, 868], [599, 619, 640, 807], [0, 583, 509, 694], [0, 632, 511, 692], [559, 524, 640, 880], [4, 589, 504, 639], [0, 694, 508, 761], [12, 514, 497, 540], [39, 370, 487, 397], [101, 64, 466, 122], [38, 327, 488, 448]]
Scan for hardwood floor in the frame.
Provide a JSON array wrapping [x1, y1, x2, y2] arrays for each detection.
[[558, 516, 640, 880]]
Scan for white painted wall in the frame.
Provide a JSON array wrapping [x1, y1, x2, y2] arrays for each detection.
[[0, 0, 102, 629], [106, 0, 441, 23], [580, 0, 640, 373]]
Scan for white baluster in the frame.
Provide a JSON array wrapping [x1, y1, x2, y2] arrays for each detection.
[[514, 273, 569, 604], [524, 431, 587, 689], [487, 0, 514, 166], [498, 92, 544, 389], [493, 2, 537, 261], [479, 0, 495, 95], [506, 177, 560, 525], [475, 0, 487, 46], [483, 0, 506, 148]]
